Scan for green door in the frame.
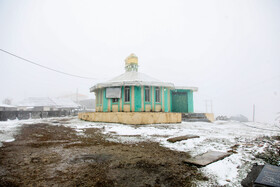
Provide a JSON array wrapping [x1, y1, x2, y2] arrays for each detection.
[[134, 86, 142, 112], [171, 91, 188, 113]]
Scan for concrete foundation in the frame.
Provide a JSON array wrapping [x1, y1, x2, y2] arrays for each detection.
[[78, 112, 182, 125]]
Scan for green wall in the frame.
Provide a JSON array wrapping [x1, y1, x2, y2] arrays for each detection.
[[164, 88, 168, 112], [97, 87, 194, 113], [134, 86, 142, 112], [187, 90, 194, 113], [102, 88, 108, 112], [171, 89, 194, 113]]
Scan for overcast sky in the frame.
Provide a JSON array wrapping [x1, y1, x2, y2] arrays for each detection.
[[0, 0, 279, 123]]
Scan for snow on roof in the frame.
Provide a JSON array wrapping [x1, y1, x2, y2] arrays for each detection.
[[17, 97, 57, 107], [17, 97, 80, 108], [51, 98, 80, 108], [0, 104, 17, 108], [90, 71, 174, 92], [174, 86, 198, 92]]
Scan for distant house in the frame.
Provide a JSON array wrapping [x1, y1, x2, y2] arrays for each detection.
[[16, 97, 80, 111], [79, 99, 95, 111], [0, 104, 17, 111]]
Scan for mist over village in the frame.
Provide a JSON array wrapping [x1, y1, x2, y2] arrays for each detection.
[[0, 0, 280, 186]]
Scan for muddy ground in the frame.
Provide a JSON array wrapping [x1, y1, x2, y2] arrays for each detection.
[[0, 119, 207, 187]]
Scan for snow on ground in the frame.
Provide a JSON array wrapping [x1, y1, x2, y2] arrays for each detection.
[[1, 117, 280, 186]]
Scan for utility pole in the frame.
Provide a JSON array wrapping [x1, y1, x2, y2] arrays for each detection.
[[205, 100, 213, 113], [76, 88, 79, 104], [253, 104, 255, 122]]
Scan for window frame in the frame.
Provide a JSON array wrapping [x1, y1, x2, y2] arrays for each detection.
[[124, 86, 130, 103], [155, 87, 161, 103], [145, 86, 151, 102]]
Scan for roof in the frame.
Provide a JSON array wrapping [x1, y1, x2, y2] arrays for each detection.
[[51, 98, 80, 109], [0, 104, 17, 108], [17, 97, 80, 108], [17, 97, 57, 107], [90, 71, 174, 92], [174, 86, 198, 92]]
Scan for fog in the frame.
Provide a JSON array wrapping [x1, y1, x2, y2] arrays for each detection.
[[0, 0, 279, 123]]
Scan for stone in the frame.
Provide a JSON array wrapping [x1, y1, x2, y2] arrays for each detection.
[[167, 135, 200, 143], [183, 151, 232, 166], [254, 164, 280, 187]]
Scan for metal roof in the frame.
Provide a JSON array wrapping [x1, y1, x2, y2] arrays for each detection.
[[174, 86, 198, 92], [17, 97, 80, 108], [90, 71, 174, 92]]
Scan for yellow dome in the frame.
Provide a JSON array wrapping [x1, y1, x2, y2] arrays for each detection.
[[125, 53, 138, 65]]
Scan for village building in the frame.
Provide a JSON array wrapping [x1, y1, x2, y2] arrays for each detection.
[[79, 54, 198, 124], [91, 54, 197, 113], [17, 97, 80, 111]]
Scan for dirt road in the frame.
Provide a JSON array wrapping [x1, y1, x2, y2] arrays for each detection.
[[0, 119, 206, 187]]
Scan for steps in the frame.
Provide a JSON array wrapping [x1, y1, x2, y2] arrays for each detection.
[[182, 113, 213, 122]]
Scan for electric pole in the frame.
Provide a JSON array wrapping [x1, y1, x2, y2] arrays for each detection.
[[253, 104, 255, 122]]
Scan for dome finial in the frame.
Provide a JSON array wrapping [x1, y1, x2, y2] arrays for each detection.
[[125, 53, 138, 72]]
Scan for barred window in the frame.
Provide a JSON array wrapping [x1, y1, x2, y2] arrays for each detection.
[[145, 86, 150, 102], [155, 87, 160, 102], [124, 86, 130, 102]]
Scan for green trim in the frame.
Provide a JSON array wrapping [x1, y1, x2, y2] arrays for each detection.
[[103, 88, 108, 112], [134, 86, 142, 112], [121, 86, 124, 111], [164, 88, 168, 112], [170, 89, 173, 113], [161, 87, 163, 110], [187, 90, 194, 113], [130, 86, 132, 112], [118, 98, 120, 111]]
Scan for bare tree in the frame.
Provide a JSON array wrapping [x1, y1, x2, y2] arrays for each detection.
[[2, 98, 12, 105]]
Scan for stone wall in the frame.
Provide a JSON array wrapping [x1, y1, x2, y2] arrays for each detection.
[[0, 111, 78, 121], [78, 112, 181, 125]]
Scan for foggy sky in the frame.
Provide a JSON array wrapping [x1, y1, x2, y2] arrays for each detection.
[[0, 0, 279, 123]]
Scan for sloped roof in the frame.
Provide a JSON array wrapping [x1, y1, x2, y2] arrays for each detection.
[[17, 97, 80, 108], [90, 71, 174, 92], [51, 98, 80, 109], [0, 104, 17, 108], [17, 97, 57, 107]]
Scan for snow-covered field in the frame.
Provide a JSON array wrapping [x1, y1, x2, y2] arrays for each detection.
[[1, 117, 280, 186]]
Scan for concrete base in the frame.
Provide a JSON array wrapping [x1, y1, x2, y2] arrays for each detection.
[[78, 112, 182, 125]]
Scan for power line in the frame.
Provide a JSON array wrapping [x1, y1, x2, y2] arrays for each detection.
[[0, 48, 96, 80]]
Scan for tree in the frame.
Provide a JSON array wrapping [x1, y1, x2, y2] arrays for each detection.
[[2, 98, 12, 105]]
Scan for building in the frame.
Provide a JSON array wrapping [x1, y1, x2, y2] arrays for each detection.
[[90, 53, 197, 113], [0, 104, 17, 111], [79, 54, 198, 124], [17, 97, 80, 111]]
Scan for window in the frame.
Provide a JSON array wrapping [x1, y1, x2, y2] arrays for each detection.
[[155, 87, 160, 102], [112, 98, 118, 103], [145, 86, 150, 102], [124, 86, 130, 102]]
